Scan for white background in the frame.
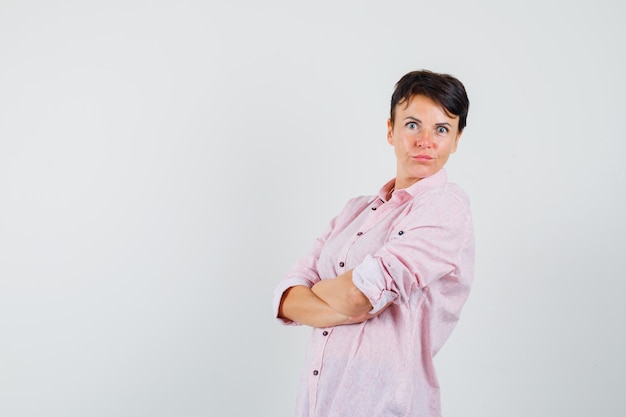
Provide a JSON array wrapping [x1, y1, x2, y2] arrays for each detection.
[[1, 1, 625, 416]]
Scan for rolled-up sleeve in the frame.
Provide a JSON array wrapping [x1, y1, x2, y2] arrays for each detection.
[[272, 276, 315, 325], [352, 256, 399, 314]]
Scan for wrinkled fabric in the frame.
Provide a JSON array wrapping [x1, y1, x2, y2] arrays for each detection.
[[273, 169, 474, 417]]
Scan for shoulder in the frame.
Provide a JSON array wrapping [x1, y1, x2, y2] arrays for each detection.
[[439, 181, 471, 211], [402, 182, 472, 231], [417, 181, 470, 212]]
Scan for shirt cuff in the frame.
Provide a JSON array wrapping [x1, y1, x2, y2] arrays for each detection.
[[272, 277, 314, 326], [352, 255, 398, 314]]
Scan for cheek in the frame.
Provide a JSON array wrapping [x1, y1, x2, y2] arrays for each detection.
[[395, 137, 409, 153]]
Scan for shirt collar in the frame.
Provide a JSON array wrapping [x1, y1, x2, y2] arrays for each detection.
[[378, 169, 448, 202]]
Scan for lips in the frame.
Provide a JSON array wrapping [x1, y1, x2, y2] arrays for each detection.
[[412, 154, 433, 161]]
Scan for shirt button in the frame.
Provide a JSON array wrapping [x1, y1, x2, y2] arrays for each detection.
[[313, 370, 319, 376], [357, 232, 363, 236], [322, 331, 329, 336], [398, 230, 404, 235], [371, 207, 377, 210], [339, 262, 345, 267]]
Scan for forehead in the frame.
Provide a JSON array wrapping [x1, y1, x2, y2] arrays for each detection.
[[395, 94, 458, 122]]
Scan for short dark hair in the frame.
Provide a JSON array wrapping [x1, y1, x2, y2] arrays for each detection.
[[390, 70, 469, 131]]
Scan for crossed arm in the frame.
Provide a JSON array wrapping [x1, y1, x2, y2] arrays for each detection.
[[278, 270, 384, 328]]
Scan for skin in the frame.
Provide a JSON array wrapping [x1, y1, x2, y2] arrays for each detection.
[[278, 286, 353, 328], [388, 94, 462, 190], [278, 94, 463, 327], [278, 278, 379, 328], [311, 270, 371, 317]]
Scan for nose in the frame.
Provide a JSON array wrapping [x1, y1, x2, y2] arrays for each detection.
[[415, 130, 433, 148]]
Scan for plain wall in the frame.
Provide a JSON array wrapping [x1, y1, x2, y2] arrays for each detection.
[[1, 1, 625, 416]]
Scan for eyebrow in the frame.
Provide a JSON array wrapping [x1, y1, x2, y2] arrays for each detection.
[[403, 116, 452, 127]]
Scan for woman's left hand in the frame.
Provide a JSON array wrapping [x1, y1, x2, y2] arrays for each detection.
[[312, 270, 374, 317]]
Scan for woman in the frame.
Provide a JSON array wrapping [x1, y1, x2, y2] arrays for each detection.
[[273, 70, 474, 417]]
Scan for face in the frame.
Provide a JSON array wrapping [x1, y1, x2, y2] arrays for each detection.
[[387, 94, 462, 189]]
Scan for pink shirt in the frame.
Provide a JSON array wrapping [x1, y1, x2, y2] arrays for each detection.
[[273, 169, 475, 417]]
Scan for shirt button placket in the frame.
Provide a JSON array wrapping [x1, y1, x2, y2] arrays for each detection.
[[309, 327, 331, 414]]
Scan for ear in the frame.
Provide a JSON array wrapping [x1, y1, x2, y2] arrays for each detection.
[[386, 118, 393, 145], [451, 131, 462, 153]]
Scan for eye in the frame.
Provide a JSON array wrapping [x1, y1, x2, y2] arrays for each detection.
[[436, 126, 449, 134], [406, 122, 418, 130]]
